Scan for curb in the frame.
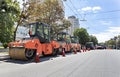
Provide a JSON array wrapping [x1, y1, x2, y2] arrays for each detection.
[[0, 48, 9, 51], [0, 54, 10, 60]]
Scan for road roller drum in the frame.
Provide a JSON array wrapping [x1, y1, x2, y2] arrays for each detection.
[[9, 47, 36, 60], [9, 47, 28, 60]]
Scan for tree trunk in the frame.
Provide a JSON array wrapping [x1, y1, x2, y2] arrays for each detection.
[[13, 18, 22, 41], [13, 24, 19, 41]]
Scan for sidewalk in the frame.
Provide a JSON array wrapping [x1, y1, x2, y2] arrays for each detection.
[[0, 48, 9, 52], [0, 49, 9, 60]]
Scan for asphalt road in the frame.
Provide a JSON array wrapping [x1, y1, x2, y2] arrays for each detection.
[[0, 50, 120, 77]]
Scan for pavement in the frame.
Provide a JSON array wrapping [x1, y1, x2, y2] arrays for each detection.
[[0, 50, 120, 77], [0, 53, 9, 60], [0, 48, 9, 60], [0, 48, 8, 52]]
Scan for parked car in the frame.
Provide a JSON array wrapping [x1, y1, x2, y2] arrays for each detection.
[[96, 45, 106, 49]]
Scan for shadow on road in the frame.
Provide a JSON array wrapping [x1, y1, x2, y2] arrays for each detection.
[[1, 51, 78, 64], [2, 55, 60, 64]]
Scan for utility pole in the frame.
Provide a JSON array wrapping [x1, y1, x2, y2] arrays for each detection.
[[114, 36, 118, 50]]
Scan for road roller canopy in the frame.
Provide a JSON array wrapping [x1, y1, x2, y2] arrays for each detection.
[[57, 32, 70, 43], [28, 22, 50, 43], [17, 22, 50, 43]]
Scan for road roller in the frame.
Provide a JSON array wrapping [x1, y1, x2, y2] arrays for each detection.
[[56, 32, 72, 54], [70, 36, 81, 52], [8, 22, 60, 61]]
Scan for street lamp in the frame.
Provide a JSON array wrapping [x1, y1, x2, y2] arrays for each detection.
[[114, 36, 118, 50], [80, 14, 87, 21]]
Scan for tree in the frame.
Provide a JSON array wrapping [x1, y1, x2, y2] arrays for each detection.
[[105, 39, 116, 49], [117, 35, 120, 49], [13, 0, 29, 41], [51, 19, 71, 38], [0, 0, 20, 48], [28, 0, 64, 24], [26, 0, 71, 36], [89, 35, 98, 45], [13, 0, 71, 40], [73, 28, 89, 45]]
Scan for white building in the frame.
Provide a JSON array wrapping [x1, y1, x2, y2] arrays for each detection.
[[67, 16, 80, 35], [16, 26, 30, 40]]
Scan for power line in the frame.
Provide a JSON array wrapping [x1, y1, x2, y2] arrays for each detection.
[[64, 2, 78, 17], [69, 0, 83, 18], [75, 9, 120, 16], [91, 17, 120, 20], [80, 20, 102, 33], [85, 21, 101, 33], [85, 10, 120, 15]]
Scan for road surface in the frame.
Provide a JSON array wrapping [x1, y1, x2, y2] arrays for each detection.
[[0, 50, 120, 77]]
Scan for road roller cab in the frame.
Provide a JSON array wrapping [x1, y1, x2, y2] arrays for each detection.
[[8, 22, 60, 61], [70, 36, 81, 52]]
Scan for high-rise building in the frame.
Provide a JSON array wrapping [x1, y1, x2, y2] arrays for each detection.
[[16, 26, 29, 40], [67, 16, 80, 35]]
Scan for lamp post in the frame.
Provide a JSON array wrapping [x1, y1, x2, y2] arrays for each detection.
[[116, 38, 117, 50], [114, 36, 118, 50]]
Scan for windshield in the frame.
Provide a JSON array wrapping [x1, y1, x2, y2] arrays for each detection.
[[37, 23, 49, 40], [44, 26, 49, 40], [71, 37, 79, 43], [57, 33, 70, 42], [85, 42, 94, 48]]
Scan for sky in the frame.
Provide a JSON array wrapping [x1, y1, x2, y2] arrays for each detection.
[[63, 0, 120, 43]]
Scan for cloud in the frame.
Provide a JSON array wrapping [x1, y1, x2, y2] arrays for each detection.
[[99, 21, 112, 26], [92, 26, 120, 43], [81, 7, 92, 11], [92, 6, 101, 11], [107, 27, 120, 33], [81, 6, 101, 12]]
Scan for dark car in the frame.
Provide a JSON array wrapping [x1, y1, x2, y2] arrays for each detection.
[[96, 45, 106, 49]]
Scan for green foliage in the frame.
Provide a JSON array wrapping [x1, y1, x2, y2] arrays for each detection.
[[51, 19, 71, 37], [105, 35, 120, 49], [105, 39, 116, 48], [117, 35, 120, 48], [2, 42, 8, 48], [35, 0, 64, 24], [73, 28, 89, 45], [89, 35, 98, 45], [25, 0, 70, 36], [0, 0, 20, 48]]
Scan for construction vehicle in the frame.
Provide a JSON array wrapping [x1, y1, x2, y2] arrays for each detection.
[[56, 32, 72, 54], [70, 36, 81, 52], [85, 42, 95, 50], [8, 22, 60, 61]]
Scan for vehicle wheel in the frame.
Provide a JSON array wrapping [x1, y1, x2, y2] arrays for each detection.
[[25, 49, 36, 60], [52, 48, 59, 56], [42, 51, 48, 56], [70, 48, 74, 53]]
